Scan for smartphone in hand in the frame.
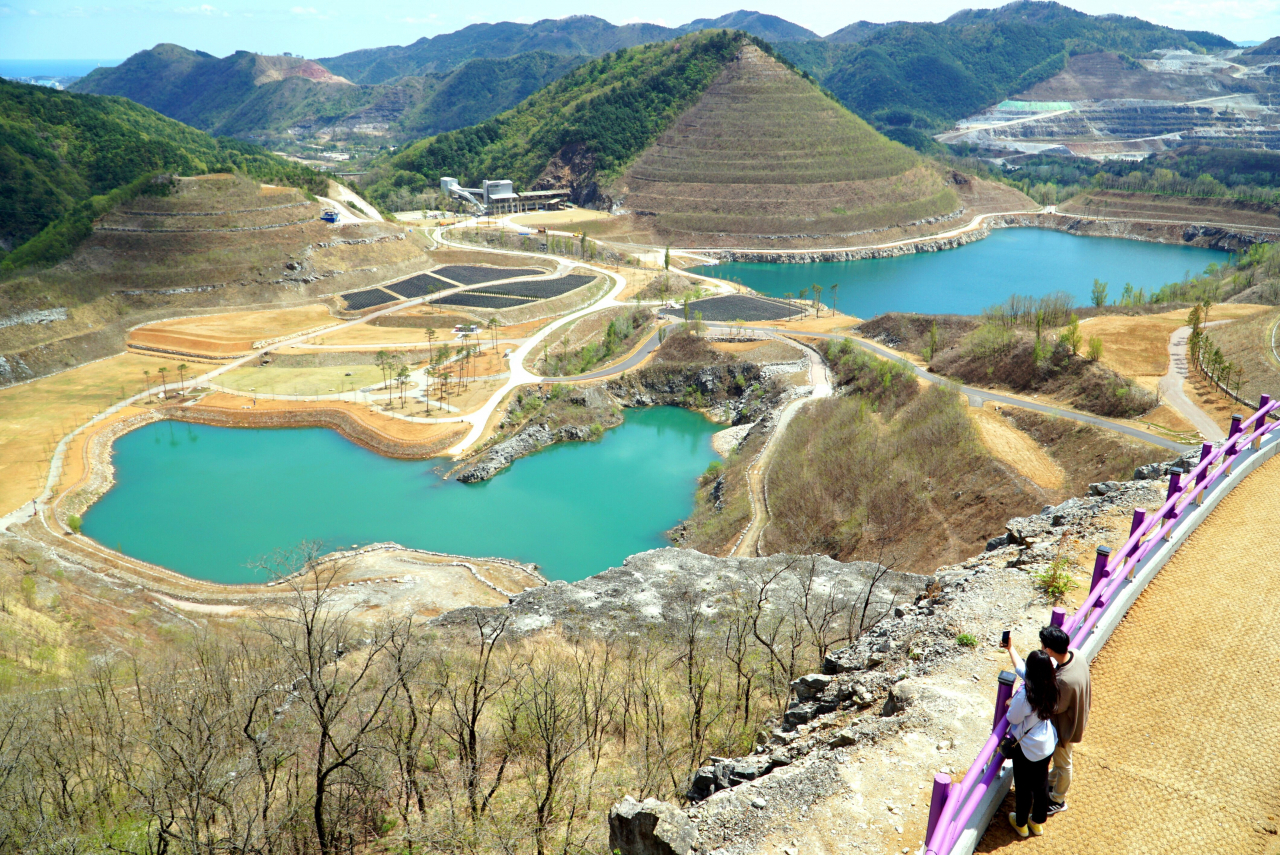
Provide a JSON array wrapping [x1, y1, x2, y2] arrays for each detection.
[[1000, 630, 1011, 649]]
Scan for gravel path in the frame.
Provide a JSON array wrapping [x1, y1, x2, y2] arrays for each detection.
[[1159, 323, 1228, 442], [979, 452, 1280, 854]]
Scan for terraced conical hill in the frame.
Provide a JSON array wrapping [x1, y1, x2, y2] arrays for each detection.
[[611, 45, 961, 243]]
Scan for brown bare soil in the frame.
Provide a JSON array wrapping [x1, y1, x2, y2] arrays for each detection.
[[1058, 191, 1280, 230], [186, 392, 464, 451], [128, 305, 337, 356]]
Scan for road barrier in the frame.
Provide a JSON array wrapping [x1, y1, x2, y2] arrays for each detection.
[[924, 393, 1280, 855]]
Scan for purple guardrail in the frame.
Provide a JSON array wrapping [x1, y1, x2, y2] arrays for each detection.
[[924, 394, 1279, 855]]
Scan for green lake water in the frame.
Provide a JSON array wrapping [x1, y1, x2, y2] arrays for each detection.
[[697, 229, 1226, 317], [81, 408, 720, 584]]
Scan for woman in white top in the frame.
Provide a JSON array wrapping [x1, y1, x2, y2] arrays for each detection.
[[1003, 643, 1060, 837]]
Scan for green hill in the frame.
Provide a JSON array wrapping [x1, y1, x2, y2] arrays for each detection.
[[365, 32, 963, 245], [0, 78, 326, 267], [364, 30, 764, 206], [612, 44, 957, 240], [71, 44, 582, 144]]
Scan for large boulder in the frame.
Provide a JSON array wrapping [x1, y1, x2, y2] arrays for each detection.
[[609, 796, 698, 855]]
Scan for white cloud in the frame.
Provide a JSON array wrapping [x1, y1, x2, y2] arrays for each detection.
[[290, 5, 318, 14]]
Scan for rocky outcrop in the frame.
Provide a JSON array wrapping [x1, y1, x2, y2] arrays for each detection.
[[605, 363, 770, 424], [435, 547, 924, 639], [456, 422, 595, 483], [709, 227, 989, 264], [610, 797, 699, 855]]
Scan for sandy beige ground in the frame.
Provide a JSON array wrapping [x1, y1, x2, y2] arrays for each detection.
[[0, 354, 178, 515], [1079, 305, 1271, 392], [192, 391, 465, 445], [509, 209, 611, 229], [980, 453, 1280, 854], [971, 405, 1066, 490], [218, 364, 386, 395]]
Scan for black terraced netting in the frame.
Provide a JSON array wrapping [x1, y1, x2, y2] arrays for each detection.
[[342, 288, 399, 310], [474, 274, 597, 300], [385, 273, 456, 299], [432, 265, 544, 286], [434, 293, 533, 310], [682, 294, 800, 322]]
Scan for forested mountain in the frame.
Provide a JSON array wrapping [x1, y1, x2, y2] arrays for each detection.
[[367, 31, 758, 201], [71, 45, 583, 143], [0, 79, 325, 266], [775, 1, 1236, 146], [362, 31, 964, 248], [319, 11, 812, 84]]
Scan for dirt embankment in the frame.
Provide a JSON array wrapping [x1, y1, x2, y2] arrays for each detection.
[[995, 211, 1279, 252], [167, 397, 464, 459]]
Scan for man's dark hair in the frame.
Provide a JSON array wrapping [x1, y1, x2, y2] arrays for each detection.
[[1040, 625, 1071, 655]]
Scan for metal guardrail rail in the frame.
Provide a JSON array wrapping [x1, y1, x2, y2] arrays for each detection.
[[923, 393, 1280, 855]]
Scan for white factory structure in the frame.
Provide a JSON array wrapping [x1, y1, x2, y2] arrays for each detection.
[[440, 177, 569, 215]]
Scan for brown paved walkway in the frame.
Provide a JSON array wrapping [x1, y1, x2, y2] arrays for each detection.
[[980, 453, 1280, 855]]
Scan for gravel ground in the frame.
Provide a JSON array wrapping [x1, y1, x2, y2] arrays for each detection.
[[475, 274, 597, 299], [683, 295, 802, 322], [341, 288, 399, 310], [432, 265, 544, 285]]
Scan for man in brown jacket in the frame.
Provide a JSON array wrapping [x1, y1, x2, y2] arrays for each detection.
[[1039, 625, 1090, 815]]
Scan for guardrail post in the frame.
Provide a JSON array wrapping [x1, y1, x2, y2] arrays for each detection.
[[1090, 546, 1112, 593], [994, 671, 1017, 731], [926, 773, 952, 842], [1255, 395, 1271, 448], [1227, 415, 1243, 472], [1050, 607, 1066, 627], [1193, 442, 1213, 504], [1127, 508, 1147, 578], [1163, 468, 1183, 539]]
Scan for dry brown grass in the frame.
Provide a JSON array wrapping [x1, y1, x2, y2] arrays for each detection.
[[1078, 304, 1271, 391], [971, 405, 1065, 490], [1210, 307, 1280, 408], [0, 354, 177, 515]]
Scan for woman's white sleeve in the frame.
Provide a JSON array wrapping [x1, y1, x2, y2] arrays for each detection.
[[1006, 689, 1031, 725]]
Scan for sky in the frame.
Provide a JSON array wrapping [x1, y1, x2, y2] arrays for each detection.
[[0, 0, 1275, 61]]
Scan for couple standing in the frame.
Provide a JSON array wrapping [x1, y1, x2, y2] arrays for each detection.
[[1001, 625, 1092, 838]]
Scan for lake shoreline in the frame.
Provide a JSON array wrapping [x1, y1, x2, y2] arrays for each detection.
[[686, 216, 1274, 264]]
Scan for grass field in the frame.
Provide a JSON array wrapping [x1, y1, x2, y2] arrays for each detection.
[[0, 354, 176, 515], [217, 364, 387, 396]]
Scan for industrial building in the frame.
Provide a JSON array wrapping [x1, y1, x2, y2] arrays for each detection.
[[441, 177, 569, 215]]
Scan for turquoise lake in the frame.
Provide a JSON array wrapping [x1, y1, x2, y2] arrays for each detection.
[[82, 408, 720, 584], [697, 229, 1226, 317]]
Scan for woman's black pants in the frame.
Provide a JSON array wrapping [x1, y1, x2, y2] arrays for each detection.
[[1011, 743, 1052, 826]]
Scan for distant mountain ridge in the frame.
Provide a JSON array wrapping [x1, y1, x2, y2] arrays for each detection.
[[72, 44, 584, 142], [69, 2, 1237, 153], [319, 11, 813, 84]]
